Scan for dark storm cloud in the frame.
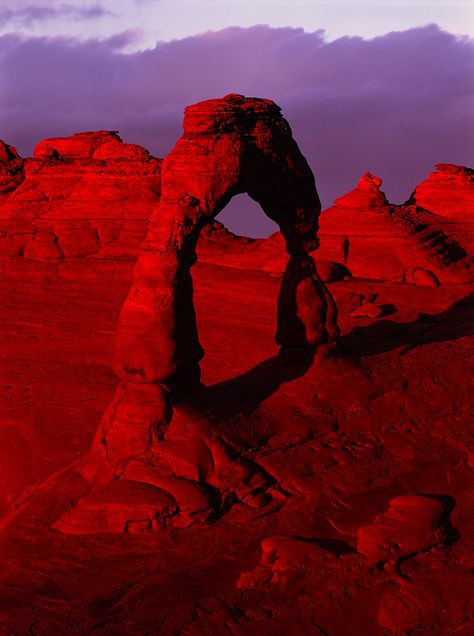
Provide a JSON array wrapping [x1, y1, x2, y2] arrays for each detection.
[[0, 3, 112, 27], [0, 24, 472, 234]]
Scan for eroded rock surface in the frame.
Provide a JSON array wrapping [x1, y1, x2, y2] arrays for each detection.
[[0, 131, 161, 266], [0, 140, 24, 197], [1, 133, 472, 288], [0, 243, 473, 634], [5, 95, 338, 539], [114, 93, 338, 390], [316, 172, 473, 283], [408, 163, 474, 220], [196, 171, 473, 284], [357, 495, 448, 564]]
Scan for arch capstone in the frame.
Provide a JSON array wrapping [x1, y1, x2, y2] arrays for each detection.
[[115, 94, 338, 389]]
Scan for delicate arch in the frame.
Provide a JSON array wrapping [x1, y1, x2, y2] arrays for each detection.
[[27, 96, 341, 534], [114, 94, 338, 389]]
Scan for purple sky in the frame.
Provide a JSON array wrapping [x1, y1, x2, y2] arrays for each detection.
[[0, 18, 473, 235], [1, 1, 472, 45]]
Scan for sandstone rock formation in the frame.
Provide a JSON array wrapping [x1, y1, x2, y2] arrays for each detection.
[[196, 222, 351, 282], [1, 111, 473, 631], [0, 131, 161, 270], [357, 495, 447, 564], [378, 557, 474, 633], [408, 163, 473, 220], [316, 172, 473, 283], [11, 95, 338, 535], [406, 163, 474, 256], [0, 140, 24, 197], [1, 130, 471, 288], [333, 171, 388, 208], [113, 94, 338, 390], [196, 171, 473, 284], [238, 535, 360, 588]]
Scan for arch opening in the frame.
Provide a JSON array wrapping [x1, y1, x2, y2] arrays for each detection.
[[216, 193, 279, 238]]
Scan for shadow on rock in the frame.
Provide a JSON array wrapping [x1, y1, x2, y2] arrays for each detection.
[[421, 494, 460, 546], [187, 345, 319, 419], [339, 292, 474, 358]]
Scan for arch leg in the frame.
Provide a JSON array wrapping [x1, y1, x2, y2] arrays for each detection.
[[114, 218, 204, 388], [276, 253, 339, 347]]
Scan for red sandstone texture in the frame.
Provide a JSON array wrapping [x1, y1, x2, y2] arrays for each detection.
[[408, 163, 473, 220], [1, 130, 472, 287], [196, 169, 474, 288], [0, 130, 161, 267], [0, 95, 473, 634], [316, 171, 474, 284]]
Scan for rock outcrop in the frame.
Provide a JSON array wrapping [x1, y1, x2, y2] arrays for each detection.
[[1, 103, 473, 633], [357, 495, 447, 564], [0, 131, 161, 268], [408, 163, 473, 220], [0, 131, 471, 287], [316, 172, 473, 283], [0, 141, 24, 197], [26, 95, 338, 534], [114, 94, 338, 389], [197, 171, 473, 284], [333, 171, 388, 209], [406, 163, 474, 255]]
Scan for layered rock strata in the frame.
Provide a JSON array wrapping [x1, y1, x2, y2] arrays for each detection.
[[0, 135, 471, 286], [316, 172, 473, 283], [198, 171, 473, 284], [0, 131, 161, 271], [408, 163, 473, 220]]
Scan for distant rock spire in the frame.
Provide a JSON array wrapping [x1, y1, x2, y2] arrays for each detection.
[[334, 171, 388, 209]]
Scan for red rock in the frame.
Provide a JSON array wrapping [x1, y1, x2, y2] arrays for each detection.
[[0, 131, 161, 266], [1, 134, 471, 290], [93, 381, 172, 467], [121, 462, 214, 524], [0, 140, 20, 163], [275, 254, 339, 347], [114, 94, 338, 388], [0, 98, 473, 635], [34, 130, 122, 160], [197, 226, 350, 282], [16, 96, 337, 547], [0, 224, 472, 632], [238, 535, 343, 587], [0, 140, 24, 197], [54, 222, 101, 258], [315, 260, 351, 282], [53, 479, 179, 534], [351, 301, 385, 318], [406, 267, 440, 287], [334, 171, 388, 208], [197, 169, 473, 285], [317, 173, 473, 283], [408, 163, 474, 220], [23, 230, 63, 259], [378, 557, 474, 633], [357, 495, 447, 564]]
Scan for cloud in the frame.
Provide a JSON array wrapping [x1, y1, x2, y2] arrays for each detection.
[[0, 3, 112, 28], [0, 24, 472, 235]]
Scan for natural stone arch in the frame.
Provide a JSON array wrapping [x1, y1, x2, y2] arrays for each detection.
[[115, 94, 338, 390], [31, 96, 340, 534]]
